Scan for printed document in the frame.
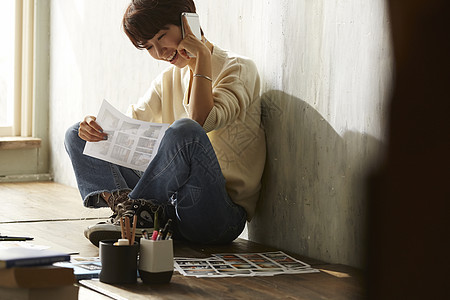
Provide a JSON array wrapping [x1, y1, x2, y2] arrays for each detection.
[[83, 100, 169, 172], [174, 251, 319, 278]]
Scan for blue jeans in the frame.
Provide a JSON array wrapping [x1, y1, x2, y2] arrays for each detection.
[[64, 118, 246, 244]]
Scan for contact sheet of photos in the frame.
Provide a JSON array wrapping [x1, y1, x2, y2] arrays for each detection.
[[174, 251, 319, 278]]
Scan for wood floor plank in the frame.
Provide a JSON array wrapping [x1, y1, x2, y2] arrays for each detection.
[[80, 267, 363, 300], [0, 220, 100, 257], [0, 182, 111, 222]]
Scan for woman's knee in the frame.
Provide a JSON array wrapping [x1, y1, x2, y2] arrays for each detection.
[[64, 122, 82, 150], [167, 118, 205, 139]]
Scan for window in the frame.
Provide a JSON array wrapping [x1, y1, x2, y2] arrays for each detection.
[[0, 0, 15, 135], [0, 0, 34, 137]]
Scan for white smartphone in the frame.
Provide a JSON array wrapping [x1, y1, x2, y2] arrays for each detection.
[[181, 12, 202, 57], [181, 12, 202, 40]]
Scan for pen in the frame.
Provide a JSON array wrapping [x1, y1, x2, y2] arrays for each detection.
[[161, 219, 172, 240], [151, 230, 159, 241], [156, 228, 163, 241], [154, 211, 159, 231], [165, 230, 173, 240], [0, 236, 34, 241]]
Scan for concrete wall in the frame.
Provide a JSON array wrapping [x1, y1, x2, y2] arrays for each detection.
[[49, 0, 392, 268]]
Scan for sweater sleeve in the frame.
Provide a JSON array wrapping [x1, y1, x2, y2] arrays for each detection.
[[126, 74, 163, 123], [202, 58, 259, 133]]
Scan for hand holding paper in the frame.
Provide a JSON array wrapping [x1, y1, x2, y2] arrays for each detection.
[[83, 100, 169, 172], [79, 115, 108, 142]]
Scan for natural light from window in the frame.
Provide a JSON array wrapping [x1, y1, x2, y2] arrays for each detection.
[[0, 0, 15, 127]]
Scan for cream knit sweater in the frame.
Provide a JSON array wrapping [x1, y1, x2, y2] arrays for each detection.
[[128, 45, 266, 220]]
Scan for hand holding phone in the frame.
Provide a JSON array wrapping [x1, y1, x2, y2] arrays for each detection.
[[181, 12, 202, 57], [181, 12, 201, 40]]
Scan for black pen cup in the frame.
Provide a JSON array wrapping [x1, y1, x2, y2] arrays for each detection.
[[138, 238, 173, 284], [99, 240, 139, 284]]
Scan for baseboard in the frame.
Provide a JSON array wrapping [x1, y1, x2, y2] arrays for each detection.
[[0, 173, 53, 182]]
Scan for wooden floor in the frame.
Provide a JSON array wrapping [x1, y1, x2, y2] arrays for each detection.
[[0, 182, 364, 299]]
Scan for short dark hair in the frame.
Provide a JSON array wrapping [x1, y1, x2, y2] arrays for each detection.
[[123, 0, 197, 49]]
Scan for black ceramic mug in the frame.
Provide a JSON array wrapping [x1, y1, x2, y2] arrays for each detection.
[[99, 239, 139, 284]]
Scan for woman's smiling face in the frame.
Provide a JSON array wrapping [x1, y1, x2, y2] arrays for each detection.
[[144, 24, 189, 68]]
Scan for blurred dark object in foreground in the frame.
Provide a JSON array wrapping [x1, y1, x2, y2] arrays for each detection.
[[367, 0, 450, 299]]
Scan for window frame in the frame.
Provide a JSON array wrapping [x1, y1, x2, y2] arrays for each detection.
[[0, 0, 34, 137]]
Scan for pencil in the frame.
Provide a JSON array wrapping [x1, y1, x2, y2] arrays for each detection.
[[125, 216, 131, 243], [130, 215, 137, 245], [119, 217, 125, 239]]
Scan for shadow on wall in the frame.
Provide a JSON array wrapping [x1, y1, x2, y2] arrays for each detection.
[[248, 90, 382, 267]]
